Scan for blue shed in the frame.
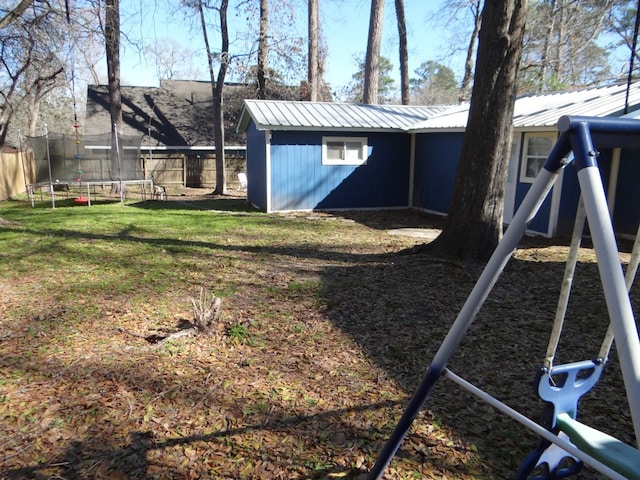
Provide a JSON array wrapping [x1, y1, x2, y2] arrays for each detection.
[[238, 101, 446, 212], [407, 82, 640, 238], [237, 82, 640, 238]]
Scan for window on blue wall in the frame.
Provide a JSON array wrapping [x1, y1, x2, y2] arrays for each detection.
[[322, 137, 368, 165], [520, 133, 556, 183]]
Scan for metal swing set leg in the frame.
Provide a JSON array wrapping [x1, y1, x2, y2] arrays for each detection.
[[366, 116, 640, 480]]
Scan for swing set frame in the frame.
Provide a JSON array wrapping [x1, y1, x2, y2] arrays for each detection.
[[367, 115, 640, 480]]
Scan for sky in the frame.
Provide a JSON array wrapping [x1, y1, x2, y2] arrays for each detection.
[[115, 0, 468, 95]]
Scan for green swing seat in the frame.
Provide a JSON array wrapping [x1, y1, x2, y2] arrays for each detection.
[[556, 412, 640, 480]]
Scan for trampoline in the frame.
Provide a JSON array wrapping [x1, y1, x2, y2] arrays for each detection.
[[27, 126, 152, 207]]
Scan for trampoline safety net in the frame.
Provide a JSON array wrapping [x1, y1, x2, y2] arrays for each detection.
[[27, 132, 144, 184]]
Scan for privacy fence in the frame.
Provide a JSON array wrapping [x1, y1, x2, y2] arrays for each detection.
[[0, 149, 246, 201], [0, 149, 34, 202], [143, 150, 246, 188]]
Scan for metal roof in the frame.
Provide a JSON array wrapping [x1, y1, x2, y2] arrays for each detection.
[[237, 82, 640, 134], [237, 100, 449, 132], [410, 82, 640, 131]]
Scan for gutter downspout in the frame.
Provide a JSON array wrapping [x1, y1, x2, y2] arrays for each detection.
[[265, 129, 272, 213]]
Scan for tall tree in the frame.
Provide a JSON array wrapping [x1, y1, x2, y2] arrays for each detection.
[[431, 0, 483, 102], [605, 0, 640, 68], [410, 61, 458, 104], [343, 55, 394, 103], [145, 39, 203, 81], [520, 0, 615, 92], [363, 0, 384, 104], [197, 0, 229, 195], [421, 0, 528, 261], [395, 0, 409, 104], [256, 0, 268, 99], [307, 0, 319, 101], [104, 0, 122, 130], [459, 0, 482, 102]]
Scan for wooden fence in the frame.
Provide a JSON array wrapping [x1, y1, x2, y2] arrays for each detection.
[[0, 149, 245, 201], [0, 149, 34, 201], [143, 152, 246, 189]]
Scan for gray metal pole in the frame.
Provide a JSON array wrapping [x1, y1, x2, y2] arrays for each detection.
[[578, 165, 640, 445]]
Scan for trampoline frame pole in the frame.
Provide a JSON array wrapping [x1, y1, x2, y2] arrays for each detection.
[[44, 125, 55, 209]]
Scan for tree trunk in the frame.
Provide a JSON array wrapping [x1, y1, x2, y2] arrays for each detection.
[[308, 0, 319, 102], [458, 0, 481, 103], [422, 0, 527, 262], [395, 0, 409, 105], [105, 0, 122, 190], [552, 0, 566, 77], [257, 0, 268, 100], [363, 0, 384, 104], [214, 0, 229, 195], [27, 87, 41, 136], [105, 0, 122, 130], [198, 0, 229, 195]]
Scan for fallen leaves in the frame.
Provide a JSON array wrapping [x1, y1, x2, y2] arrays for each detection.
[[0, 201, 635, 479]]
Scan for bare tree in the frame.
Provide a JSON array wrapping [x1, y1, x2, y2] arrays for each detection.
[[104, 0, 122, 130], [307, 0, 319, 101], [0, 0, 34, 29], [430, 0, 483, 103], [145, 39, 202, 81], [257, 0, 268, 99], [24, 65, 64, 135], [459, 0, 482, 102], [363, 0, 384, 104], [0, 0, 68, 144], [395, 0, 409, 104], [420, 0, 528, 262], [233, 0, 305, 90], [196, 0, 229, 195]]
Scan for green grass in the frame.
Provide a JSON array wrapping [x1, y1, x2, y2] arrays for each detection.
[[0, 197, 349, 310]]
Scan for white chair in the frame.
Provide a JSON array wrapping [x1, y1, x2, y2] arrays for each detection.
[[238, 172, 247, 190]]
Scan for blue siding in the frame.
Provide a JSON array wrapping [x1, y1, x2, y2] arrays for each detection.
[[244, 120, 638, 239], [269, 131, 410, 211], [245, 121, 268, 210], [514, 182, 552, 235], [555, 150, 613, 237], [613, 149, 640, 236], [413, 132, 464, 213]]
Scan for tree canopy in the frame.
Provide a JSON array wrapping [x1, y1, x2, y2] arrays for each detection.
[[410, 61, 458, 104]]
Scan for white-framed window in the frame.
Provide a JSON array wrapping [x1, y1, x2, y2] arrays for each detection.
[[322, 136, 368, 165], [520, 133, 556, 183]]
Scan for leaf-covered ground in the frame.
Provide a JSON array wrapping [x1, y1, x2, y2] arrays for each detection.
[[0, 189, 637, 479]]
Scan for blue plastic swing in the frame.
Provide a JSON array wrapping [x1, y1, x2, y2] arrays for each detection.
[[517, 191, 640, 480]]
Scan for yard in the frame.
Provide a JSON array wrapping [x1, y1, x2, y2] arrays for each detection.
[[0, 188, 636, 479]]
